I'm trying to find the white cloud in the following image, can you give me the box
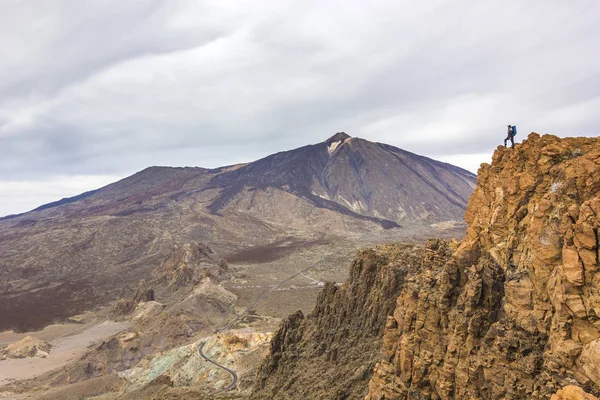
[0,175,122,217]
[1,0,599,214]
[436,153,492,175]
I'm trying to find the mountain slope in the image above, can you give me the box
[0,133,475,331]
[206,132,476,224]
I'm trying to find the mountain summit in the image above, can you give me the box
[0,133,476,331]
[206,132,476,225]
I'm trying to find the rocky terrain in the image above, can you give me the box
[0,133,478,400]
[0,240,269,399]
[365,133,600,399]
[251,241,441,399]
[251,133,600,399]
[5,132,599,400]
[2,336,51,359]
[0,133,475,332]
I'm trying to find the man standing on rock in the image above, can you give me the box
[504,124,515,148]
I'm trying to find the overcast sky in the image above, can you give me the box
[1,0,599,216]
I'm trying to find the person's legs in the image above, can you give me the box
[510,136,514,148]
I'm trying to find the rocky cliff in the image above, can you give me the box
[366,133,600,399]
[251,241,450,399]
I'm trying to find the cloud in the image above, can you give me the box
[1,0,599,214]
[0,175,122,217]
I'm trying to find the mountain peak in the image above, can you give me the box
[325,132,351,144]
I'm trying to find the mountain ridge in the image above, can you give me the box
[1,133,475,224]
[0,133,476,331]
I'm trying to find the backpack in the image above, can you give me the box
[511,125,517,136]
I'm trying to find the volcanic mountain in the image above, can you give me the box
[0,133,476,331]
[206,132,475,224]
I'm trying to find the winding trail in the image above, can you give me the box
[198,253,336,393]
[198,341,238,393]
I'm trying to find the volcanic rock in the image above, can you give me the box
[3,336,52,359]
[551,386,599,400]
[251,242,434,399]
[132,279,155,303]
[365,133,600,399]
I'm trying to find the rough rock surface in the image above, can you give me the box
[365,133,600,399]
[251,242,434,399]
[154,242,226,289]
[3,336,52,359]
[551,386,599,400]
[118,330,272,394]
[132,279,155,303]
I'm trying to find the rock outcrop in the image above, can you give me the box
[251,242,437,399]
[51,245,238,388]
[154,242,226,289]
[132,279,155,303]
[365,133,600,399]
[3,336,52,359]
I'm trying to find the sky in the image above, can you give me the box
[1,0,599,217]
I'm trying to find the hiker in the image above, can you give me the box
[504,124,516,148]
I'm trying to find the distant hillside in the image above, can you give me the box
[0,133,476,331]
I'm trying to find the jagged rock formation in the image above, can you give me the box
[2,336,52,359]
[112,280,155,317]
[50,280,238,387]
[0,133,475,331]
[132,280,155,303]
[365,133,600,399]
[45,244,238,389]
[110,242,221,318]
[153,242,227,289]
[251,243,429,399]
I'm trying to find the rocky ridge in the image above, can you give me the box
[37,242,236,390]
[366,133,600,399]
[251,242,433,399]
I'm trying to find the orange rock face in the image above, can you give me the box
[366,134,600,399]
[551,385,599,400]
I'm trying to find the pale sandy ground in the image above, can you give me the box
[0,320,130,388]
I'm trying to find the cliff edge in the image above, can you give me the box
[251,242,444,399]
[366,133,600,399]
